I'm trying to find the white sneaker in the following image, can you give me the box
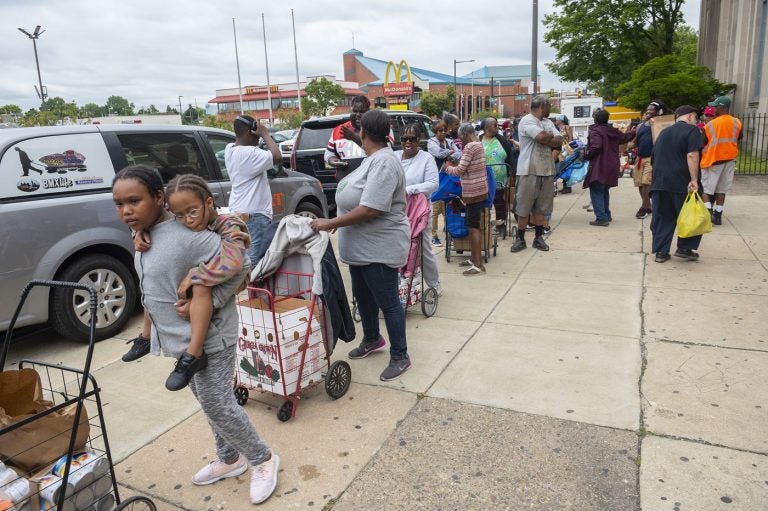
[433,284,443,297]
[192,454,248,485]
[250,453,280,504]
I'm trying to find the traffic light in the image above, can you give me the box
[549,88,556,98]
[577,88,582,98]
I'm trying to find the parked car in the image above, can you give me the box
[279,135,298,168]
[271,129,296,144]
[290,110,433,210]
[0,124,328,342]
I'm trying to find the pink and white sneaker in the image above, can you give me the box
[250,453,280,504]
[192,454,248,485]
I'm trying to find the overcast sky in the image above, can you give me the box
[1,0,701,113]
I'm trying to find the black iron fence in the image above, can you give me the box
[734,112,768,175]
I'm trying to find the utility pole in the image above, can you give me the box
[178,96,183,123]
[232,18,244,115]
[261,13,274,126]
[291,9,302,113]
[531,0,539,95]
[18,25,47,109]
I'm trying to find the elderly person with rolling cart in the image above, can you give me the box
[444,123,488,276]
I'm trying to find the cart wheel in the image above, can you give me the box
[234,386,249,406]
[493,238,498,257]
[484,249,489,264]
[445,235,451,262]
[277,400,293,422]
[509,224,518,240]
[352,303,361,323]
[421,287,438,317]
[325,360,352,399]
[115,496,157,511]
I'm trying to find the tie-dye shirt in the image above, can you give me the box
[188,214,251,286]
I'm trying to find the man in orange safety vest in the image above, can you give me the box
[700,96,742,225]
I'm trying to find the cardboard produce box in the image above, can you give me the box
[650,114,675,142]
[236,296,324,395]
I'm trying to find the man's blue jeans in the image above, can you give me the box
[589,182,612,222]
[349,263,408,360]
[245,213,271,266]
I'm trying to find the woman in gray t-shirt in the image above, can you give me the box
[311,110,411,382]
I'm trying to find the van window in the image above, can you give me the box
[205,133,234,180]
[0,133,115,200]
[116,133,208,183]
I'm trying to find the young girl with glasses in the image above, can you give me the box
[130,173,250,391]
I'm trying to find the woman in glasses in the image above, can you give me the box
[396,123,442,295]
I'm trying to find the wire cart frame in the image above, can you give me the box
[233,270,351,422]
[0,280,156,511]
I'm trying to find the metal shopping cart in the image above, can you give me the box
[0,280,156,511]
[233,268,351,422]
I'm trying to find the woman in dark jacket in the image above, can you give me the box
[582,110,636,226]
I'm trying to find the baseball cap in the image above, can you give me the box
[703,106,715,116]
[674,105,698,119]
[707,96,731,108]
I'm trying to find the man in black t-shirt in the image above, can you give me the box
[649,105,704,263]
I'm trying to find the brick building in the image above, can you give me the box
[208,76,365,125]
[343,49,539,120]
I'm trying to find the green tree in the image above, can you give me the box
[105,95,134,116]
[543,0,686,97]
[419,86,456,118]
[471,109,501,122]
[21,108,57,127]
[41,97,79,120]
[146,104,159,114]
[79,102,105,118]
[166,105,179,114]
[0,104,22,114]
[615,54,734,111]
[301,77,345,117]
[673,25,698,66]
[181,104,206,124]
[276,109,306,129]
[203,115,232,130]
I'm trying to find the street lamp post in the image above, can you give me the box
[453,59,475,121]
[18,25,47,109]
[178,96,183,124]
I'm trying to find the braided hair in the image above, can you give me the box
[165,173,213,203]
[112,164,164,198]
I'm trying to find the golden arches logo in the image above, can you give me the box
[383,60,414,97]
[384,60,412,86]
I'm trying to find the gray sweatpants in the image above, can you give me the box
[188,347,271,466]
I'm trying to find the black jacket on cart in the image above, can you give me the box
[320,244,355,351]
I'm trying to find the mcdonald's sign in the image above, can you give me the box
[383,60,414,97]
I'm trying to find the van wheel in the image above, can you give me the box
[295,201,325,220]
[50,254,138,342]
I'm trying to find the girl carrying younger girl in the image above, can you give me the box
[132,173,251,391]
[112,165,279,503]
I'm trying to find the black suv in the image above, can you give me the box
[289,110,433,210]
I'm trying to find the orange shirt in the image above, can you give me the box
[701,114,742,169]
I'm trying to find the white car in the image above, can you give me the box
[279,133,298,168]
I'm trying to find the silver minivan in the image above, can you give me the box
[0,124,327,341]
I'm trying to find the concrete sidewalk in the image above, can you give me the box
[10,178,765,510]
